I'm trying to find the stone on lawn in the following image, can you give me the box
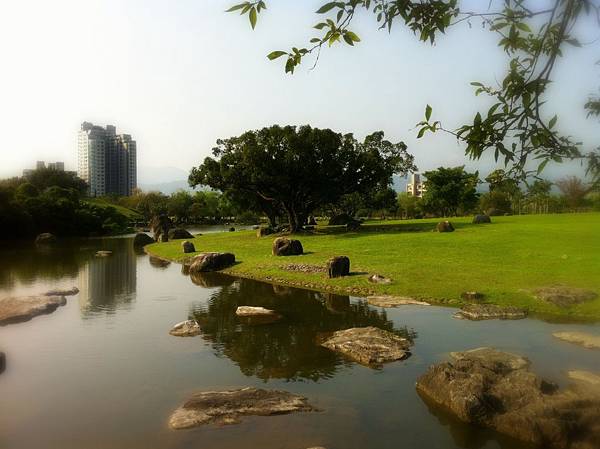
[436,221,454,232]
[367,295,430,307]
[534,286,598,308]
[416,347,600,449]
[168,387,315,429]
[472,214,492,224]
[320,326,411,367]
[552,331,600,349]
[169,320,201,337]
[327,256,350,278]
[181,241,196,254]
[0,295,67,325]
[460,291,484,302]
[133,232,155,247]
[368,274,392,285]
[169,228,195,240]
[189,253,236,273]
[453,303,527,320]
[272,237,303,256]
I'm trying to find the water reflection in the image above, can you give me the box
[190,275,417,382]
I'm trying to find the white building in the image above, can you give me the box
[77,122,137,196]
[406,173,427,197]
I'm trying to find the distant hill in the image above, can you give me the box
[138,180,194,194]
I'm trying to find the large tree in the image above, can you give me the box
[188,125,415,232]
[422,166,479,216]
[226,0,600,185]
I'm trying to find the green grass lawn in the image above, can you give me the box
[84,198,143,220]
[147,213,600,320]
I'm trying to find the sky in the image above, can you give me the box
[0,0,598,184]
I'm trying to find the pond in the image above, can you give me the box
[0,235,598,449]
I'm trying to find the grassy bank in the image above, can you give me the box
[84,198,143,220]
[146,213,600,320]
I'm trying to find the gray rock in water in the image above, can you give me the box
[181,241,196,254]
[320,326,411,367]
[327,256,350,278]
[35,233,57,245]
[169,320,201,337]
[367,296,430,307]
[169,228,194,240]
[235,306,278,317]
[44,286,79,297]
[534,286,597,308]
[0,295,67,325]
[553,331,600,350]
[133,233,155,247]
[189,252,235,273]
[453,303,527,320]
[272,237,303,256]
[416,347,600,449]
[168,387,315,429]
[436,221,454,232]
[472,214,492,224]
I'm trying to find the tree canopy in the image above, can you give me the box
[422,166,479,216]
[226,0,600,186]
[188,125,416,232]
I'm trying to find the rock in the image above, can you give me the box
[181,241,196,254]
[328,214,353,226]
[35,233,57,245]
[416,347,600,449]
[367,295,430,307]
[133,233,155,247]
[0,351,5,374]
[150,214,173,242]
[168,387,315,430]
[256,227,274,238]
[534,286,598,308]
[44,287,79,296]
[169,320,201,337]
[327,256,350,278]
[169,228,194,240]
[472,214,492,224]
[553,331,600,349]
[368,274,392,285]
[460,291,484,302]
[320,326,411,367]
[229,227,235,232]
[272,237,303,256]
[0,295,67,325]
[235,306,278,317]
[346,220,361,231]
[436,221,454,232]
[453,303,527,320]
[95,250,112,257]
[189,252,235,273]
[568,370,600,386]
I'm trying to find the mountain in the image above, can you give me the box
[137,166,194,194]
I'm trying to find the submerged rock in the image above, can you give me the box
[235,306,281,324]
[436,221,454,232]
[133,233,155,247]
[368,274,392,285]
[327,256,350,278]
[189,252,235,273]
[553,331,600,349]
[416,347,600,449]
[453,303,527,320]
[0,295,67,325]
[534,286,597,308]
[169,320,201,337]
[272,237,303,256]
[35,233,57,245]
[568,370,600,386]
[367,295,430,307]
[168,387,315,429]
[95,250,113,257]
[320,326,411,367]
[44,286,79,296]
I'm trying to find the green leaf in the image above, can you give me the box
[314,22,328,30]
[343,34,354,46]
[537,159,548,174]
[549,115,557,129]
[516,22,531,32]
[417,127,427,138]
[425,104,432,121]
[267,51,287,60]
[225,3,248,13]
[345,31,361,42]
[316,2,339,14]
[249,7,257,29]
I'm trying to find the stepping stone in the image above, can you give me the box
[367,295,430,307]
[553,331,600,349]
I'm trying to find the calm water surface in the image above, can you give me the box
[0,235,599,449]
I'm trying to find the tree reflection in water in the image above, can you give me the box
[189,274,417,382]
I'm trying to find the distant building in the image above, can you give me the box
[23,160,71,177]
[406,173,427,197]
[77,122,137,196]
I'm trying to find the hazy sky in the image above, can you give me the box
[1,0,598,183]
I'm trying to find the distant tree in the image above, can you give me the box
[422,166,479,217]
[527,179,553,198]
[479,190,512,215]
[26,168,87,194]
[370,186,399,219]
[189,125,416,232]
[485,169,520,196]
[168,190,194,223]
[557,176,592,210]
[397,192,422,219]
[136,191,169,220]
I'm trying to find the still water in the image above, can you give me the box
[0,235,599,449]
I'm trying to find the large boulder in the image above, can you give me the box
[272,237,303,256]
[453,303,527,320]
[189,252,235,273]
[472,214,492,224]
[150,214,173,242]
[35,233,57,245]
[168,387,315,429]
[436,221,454,232]
[169,228,194,240]
[133,233,155,247]
[534,286,598,308]
[181,241,196,254]
[328,214,353,226]
[416,347,600,449]
[320,326,411,367]
[0,295,67,325]
[327,256,350,278]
